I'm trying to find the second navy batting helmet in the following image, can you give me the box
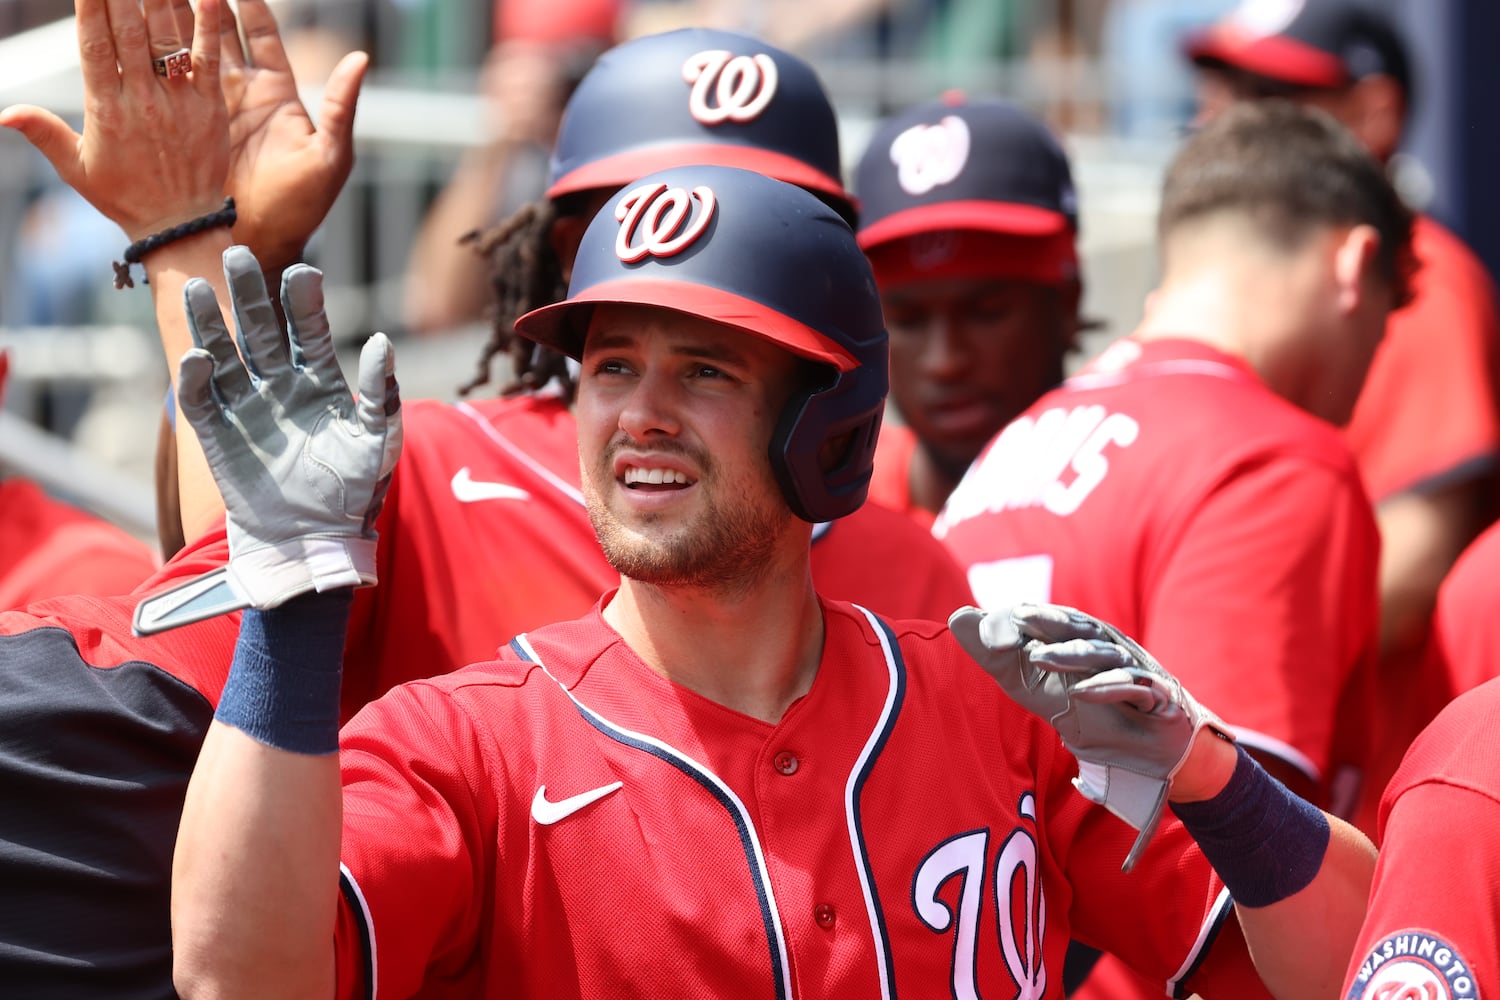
[515,165,888,523]
[546,28,855,223]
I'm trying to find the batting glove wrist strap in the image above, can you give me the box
[133,247,401,637]
[949,603,1234,872]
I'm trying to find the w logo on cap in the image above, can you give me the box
[889,115,972,196]
[615,182,718,263]
[683,49,779,125]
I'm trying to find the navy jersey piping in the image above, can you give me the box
[843,606,907,999]
[511,635,794,999]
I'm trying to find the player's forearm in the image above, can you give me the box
[1377,485,1488,657]
[403,143,513,335]
[173,593,353,998]
[173,721,341,1000]
[1234,815,1375,1000]
[145,230,237,542]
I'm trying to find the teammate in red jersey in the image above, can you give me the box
[940,98,1406,806]
[166,159,1374,999]
[0,349,159,606]
[1340,675,1500,1000]
[0,0,971,714]
[852,95,1085,526]
[1184,0,1500,831]
[935,99,1410,1000]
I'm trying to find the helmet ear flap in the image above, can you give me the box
[770,363,888,523]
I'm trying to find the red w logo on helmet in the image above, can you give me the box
[682,49,779,125]
[615,182,718,263]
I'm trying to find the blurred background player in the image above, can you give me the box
[853,94,1085,526]
[0,347,158,606]
[936,97,1409,1000]
[401,1,615,336]
[936,99,1404,995]
[2,5,972,721]
[1184,0,1500,830]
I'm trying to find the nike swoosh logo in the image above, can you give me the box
[451,467,532,503]
[531,782,624,825]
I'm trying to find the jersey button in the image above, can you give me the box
[772,751,799,775]
[814,903,836,929]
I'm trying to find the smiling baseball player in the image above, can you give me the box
[162,164,1375,999]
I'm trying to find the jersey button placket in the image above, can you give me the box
[813,903,836,929]
[772,750,799,776]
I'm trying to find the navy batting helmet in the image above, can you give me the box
[546,28,855,223]
[515,165,888,523]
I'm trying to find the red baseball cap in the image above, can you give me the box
[1185,0,1411,95]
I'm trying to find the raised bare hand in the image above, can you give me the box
[215,0,368,270]
[0,0,229,241]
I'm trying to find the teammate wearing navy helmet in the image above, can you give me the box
[170,164,1377,998]
[854,96,1086,523]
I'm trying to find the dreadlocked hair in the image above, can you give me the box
[458,198,576,400]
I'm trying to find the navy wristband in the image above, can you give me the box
[1169,744,1330,908]
[216,590,353,755]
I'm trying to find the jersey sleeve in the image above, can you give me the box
[333,682,498,999]
[1343,782,1500,999]
[1344,222,1500,502]
[1140,455,1379,791]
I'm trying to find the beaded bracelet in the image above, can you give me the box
[112,197,238,290]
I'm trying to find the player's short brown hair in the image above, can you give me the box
[1158,100,1416,305]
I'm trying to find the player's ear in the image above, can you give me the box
[1333,224,1382,317]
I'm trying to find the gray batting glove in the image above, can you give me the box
[133,246,402,636]
[949,603,1234,872]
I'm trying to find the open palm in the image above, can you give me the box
[217,0,368,270]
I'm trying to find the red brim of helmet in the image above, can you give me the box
[548,144,855,217]
[1184,27,1349,89]
[857,200,1071,252]
[514,277,861,371]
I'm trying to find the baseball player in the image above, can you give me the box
[167,165,1374,999]
[0,0,972,721]
[1340,675,1500,1000]
[0,526,239,991]
[1185,0,1500,828]
[935,99,1406,1000]
[852,95,1085,526]
[1339,516,1500,999]
[0,349,160,606]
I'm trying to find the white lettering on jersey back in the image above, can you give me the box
[889,115,971,196]
[937,405,1140,533]
[682,50,779,125]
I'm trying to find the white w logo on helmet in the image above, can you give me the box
[615,182,718,263]
[889,115,972,196]
[682,49,779,125]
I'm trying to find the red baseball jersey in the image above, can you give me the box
[1429,519,1500,701]
[1341,678,1500,1000]
[0,478,159,610]
[332,597,1266,998]
[935,338,1380,802]
[1345,215,1500,503]
[869,422,933,527]
[342,395,973,719]
[0,526,236,993]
